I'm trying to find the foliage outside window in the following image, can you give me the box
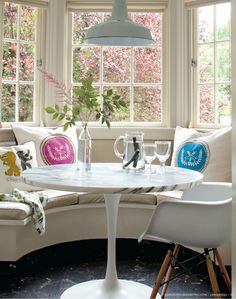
[71,12,164,125]
[194,3,231,126]
[1,2,37,123]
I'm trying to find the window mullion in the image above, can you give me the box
[100,45,103,107]
[213,5,218,125]
[15,4,21,123]
[130,46,134,122]
[192,9,198,126]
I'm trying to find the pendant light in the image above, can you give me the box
[84,0,154,46]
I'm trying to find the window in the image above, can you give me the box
[0,1,39,123]
[70,12,164,126]
[193,2,231,127]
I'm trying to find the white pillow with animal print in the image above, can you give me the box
[0,142,39,193]
[171,126,231,182]
[11,124,77,166]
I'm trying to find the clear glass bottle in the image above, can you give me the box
[77,123,92,171]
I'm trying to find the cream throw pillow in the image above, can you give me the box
[171,126,231,182]
[12,124,78,166]
[0,142,39,193]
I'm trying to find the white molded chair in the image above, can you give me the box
[139,182,232,299]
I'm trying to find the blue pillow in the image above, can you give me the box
[176,140,210,172]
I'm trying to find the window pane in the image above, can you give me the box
[1,84,16,122]
[199,85,215,124]
[20,6,36,41]
[73,12,103,44]
[216,42,231,82]
[134,87,161,122]
[216,3,230,41]
[73,47,100,83]
[71,12,164,125]
[133,13,162,45]
[103,48,131,83]
[103,86,130,121]
[196,4,231,126]
[2,41,17,80]
[135,48,161,83]
[3,2,18,39]
[198,44,214,83]
[19,85,34,121]
[217,84,231,125]
[20,44,35,81]
[198,6,214,43]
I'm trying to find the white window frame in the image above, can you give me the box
[191,3,232,128]
[0,0,46,127]
[67,10,168,129]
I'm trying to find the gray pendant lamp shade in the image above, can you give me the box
[84,0,154,46]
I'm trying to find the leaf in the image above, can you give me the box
[119,100,127,107]
[72,107,80,115]
[105,102,114,112]
[58,114,65,121]
[74,88,85,97]
[55,104,59,111]
[113,95,120,100]
[63,122,69,131]
[45,107,55,114]
[52,112,59,120]
[63,105,68,113]
[96,113,101,120]
[107,89,113,97]
[105,120,110,128]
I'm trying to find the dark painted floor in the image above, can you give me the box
[0,240,231,299]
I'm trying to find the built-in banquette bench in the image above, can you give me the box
[0,127,231,266]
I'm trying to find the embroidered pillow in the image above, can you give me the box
[171,126,231,182]
[11,124,78,166]
[0,142,39,193]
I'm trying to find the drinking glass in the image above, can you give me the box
[143,143,157,174]
[155,141,171,173]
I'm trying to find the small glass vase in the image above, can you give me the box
[77,123,91,171]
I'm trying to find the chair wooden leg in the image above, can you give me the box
[150,246,174,299]
[204,249,221,299]
[214,248,231,292]
[161,244,180,299]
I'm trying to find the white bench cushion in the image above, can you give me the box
[0,201,32,220]
[156,190,183,201]
[0,190,78,220]
[40,189,78,209]
[78,193,157,205]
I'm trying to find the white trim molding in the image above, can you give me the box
[67,0,168,12]
[168,0,190,128]
[231,0,236,296]
[43,0,68,126]
[185,0,230,9]
[5,0,48,8]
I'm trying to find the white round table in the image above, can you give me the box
[22,163,203,299]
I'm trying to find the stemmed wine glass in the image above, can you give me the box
[155,141,171,173]
[143,143,157,174]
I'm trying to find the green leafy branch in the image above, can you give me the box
[41,69,127,131]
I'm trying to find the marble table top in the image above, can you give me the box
[22,163,203,194]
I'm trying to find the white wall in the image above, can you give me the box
[231,0,236,295]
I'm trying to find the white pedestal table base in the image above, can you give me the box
[60,279,159,299]
[60,193,159,299]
